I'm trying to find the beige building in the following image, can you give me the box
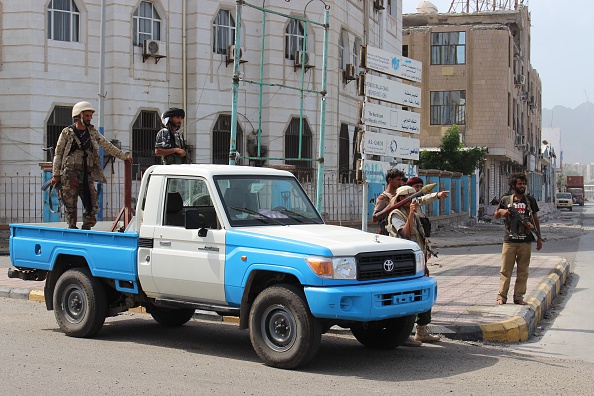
[403,4,545,206]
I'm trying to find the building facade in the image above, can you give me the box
[403,4,545,207]
[0,0,405,223]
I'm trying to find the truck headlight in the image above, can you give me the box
[305,256,357,279]
[415,249,425,274]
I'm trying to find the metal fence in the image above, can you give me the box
[0,165,364,225]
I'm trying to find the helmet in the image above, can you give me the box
[72,101,95,118]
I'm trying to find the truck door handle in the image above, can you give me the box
[159,241,171,246]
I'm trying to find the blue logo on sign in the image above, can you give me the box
[390,140,398,154]
[392,57,400,70]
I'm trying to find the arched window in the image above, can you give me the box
[285,118,313,179]
[46,105,73,161]
[338,123,350,182]
[339,30,349,70]
[47,0,80,42]
[212,114,244,164]
[133,1,161,46]
[285,19,305,60]
[132,110,161,178]
[212,9,236,55]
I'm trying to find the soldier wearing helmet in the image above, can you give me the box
[154,107,187,164]
[51,101,132,229]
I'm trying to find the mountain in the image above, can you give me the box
[542,101,594,164]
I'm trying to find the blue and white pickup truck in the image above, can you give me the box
[9,165,436,369]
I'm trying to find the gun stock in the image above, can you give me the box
[373,183,437,222]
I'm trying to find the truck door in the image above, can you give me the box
[150,177,226,304]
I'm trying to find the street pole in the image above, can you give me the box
[97,0,106,220]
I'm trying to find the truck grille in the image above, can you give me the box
[357,250,416,281]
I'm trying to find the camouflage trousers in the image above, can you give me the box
[61,169,98,229]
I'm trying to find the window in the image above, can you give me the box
[285,117,313,179]
[46,105,73,161]
[213,9,236,55]
[431,32,466,65]
[132,110,161,179]
[387,0,398,18]
[47,0,80,42]
[133,1,161,46]
[285,19,305,60]
[339,30,347,69]
[353,37,362,72]
[430,91,466,125]
[212,114,244,164]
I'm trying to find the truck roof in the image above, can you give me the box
[146,164,295,178]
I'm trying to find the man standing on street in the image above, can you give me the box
[494,173,543,305]
[155,107,187,164]
[372,168,405,235]
[51,101,132,230]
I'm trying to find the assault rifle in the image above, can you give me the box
[373,183,437,223]
[506,205,543,241]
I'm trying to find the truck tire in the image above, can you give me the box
[53,267,107,338]
[249,284,322,369]
[150,307,195,327]
[351,314,416,349]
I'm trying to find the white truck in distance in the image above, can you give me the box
[9,165,437,369]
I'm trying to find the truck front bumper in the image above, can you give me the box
[304,276,437,322]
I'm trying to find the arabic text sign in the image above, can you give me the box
[365,74,421,108]
[364,131,420,160]
[362,102,420,134]
[364,46,422,83]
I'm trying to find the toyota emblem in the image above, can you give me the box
[383,259,394,272]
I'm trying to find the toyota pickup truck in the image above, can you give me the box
[8,164,436,369]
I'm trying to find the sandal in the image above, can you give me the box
[496,299,505,305]
[513,300,528,305]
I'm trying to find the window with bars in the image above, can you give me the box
[133,1,161,46]
[430,91,466,125]
[47,0,80,42]
[132,110,161,178]
[212,9,236,55]
[285,19,305,60]
[285,118,313,175]
[212,114,244,164]
[431,32,466,65]
[338,123,357,183]
[46,106,73,161]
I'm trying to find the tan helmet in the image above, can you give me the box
[72,101,95,118]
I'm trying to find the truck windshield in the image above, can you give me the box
[214,175,324,227]
[557,193,572,199]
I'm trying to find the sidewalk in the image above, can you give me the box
[0,214,582,343]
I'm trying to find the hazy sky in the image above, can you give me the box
[402,0,594,110]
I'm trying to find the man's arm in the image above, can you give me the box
[399,202,419,239]
[155,147,186,157]
[51,129,68,186]
[372,195,389,223]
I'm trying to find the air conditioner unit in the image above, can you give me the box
[374,0,385,10]
[344,64,357,82]
[143,40,167,58]
[294,51,315,68]
[515,75,526,85]
[226,45,243,62]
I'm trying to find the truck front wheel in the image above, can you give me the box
[249,284,322,369]
[150,307,195,327]
[53,268,107,338]
[351,314,416,349]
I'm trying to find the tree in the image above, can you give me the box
[417,125,487,175]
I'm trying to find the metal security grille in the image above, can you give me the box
[46,105,73,161]
[132,110,161,178]
[212,114,244,164]
[357,250,416,280]
[285,117,312,170]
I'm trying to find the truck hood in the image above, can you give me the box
[237,224,420,256]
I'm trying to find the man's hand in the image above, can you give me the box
[496,208,510,218]
[177,148,187,157]
[536,238,543,251]
[51,175,61,187]
[437,191,450,199]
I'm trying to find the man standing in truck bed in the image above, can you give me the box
[155,107,187,165]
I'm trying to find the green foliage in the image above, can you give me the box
[417,125,488,175]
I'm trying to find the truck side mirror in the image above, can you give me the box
[185,209,207,234]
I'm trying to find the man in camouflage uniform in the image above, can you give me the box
[154,107,187,165]
[51,101,132,230]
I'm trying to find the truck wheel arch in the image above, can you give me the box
[44,254,91,311]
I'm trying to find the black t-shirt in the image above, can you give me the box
[497,194,539,243]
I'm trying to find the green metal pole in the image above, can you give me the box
[257,9,267,158]
[315,10,329,212]
[229,1,243,165]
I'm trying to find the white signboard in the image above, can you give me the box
[364,131,420,160]
[365,74,421,108]
[363,161,418,184]
[362,102,420,134]
[364,46,422,83]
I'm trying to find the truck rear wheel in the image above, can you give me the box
[53,268,106,338]
[150,307,195,327]
[249,284,321,369]
[351,314,416,349]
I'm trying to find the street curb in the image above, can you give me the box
[434,258,570,343]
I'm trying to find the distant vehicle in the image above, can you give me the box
[566,176,584,206]
[556,192,573,211]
